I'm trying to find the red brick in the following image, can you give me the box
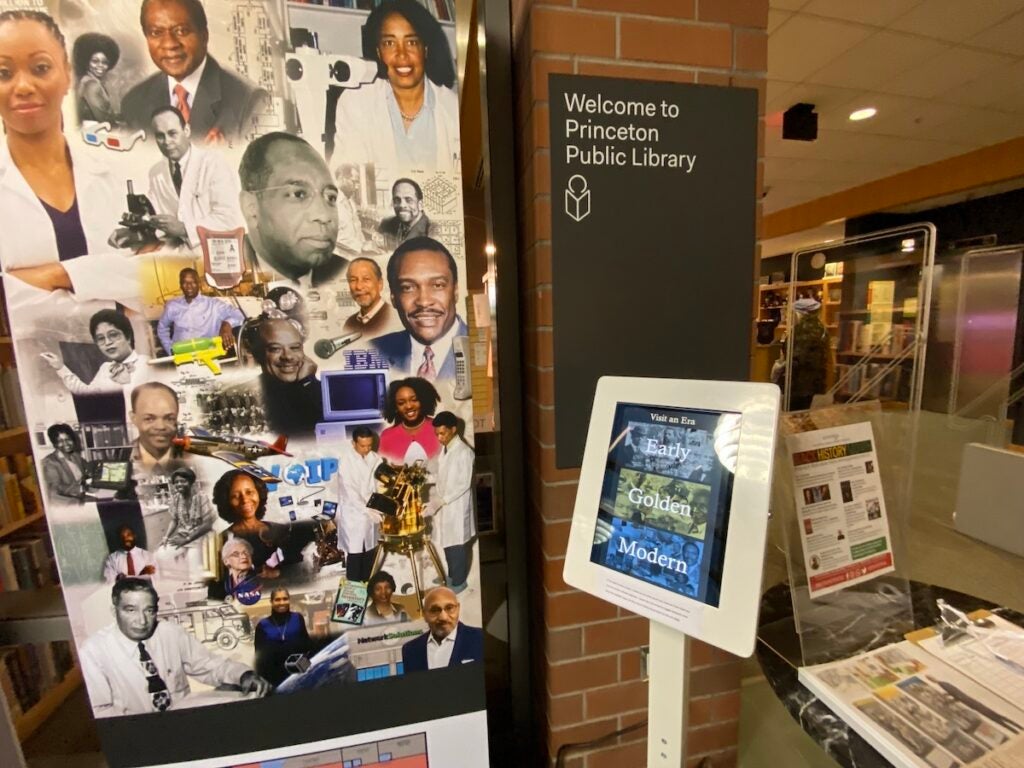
[533,151,552,196]
[544,557,573,594]
[549,692,584,728]
[621,19,732,68]
[698,0,768,29]
[696,71,730,87]
[532,7,616,56]
[541,519,572,557]
[583,616,649,655]
[689,661,741,696]
[690,639,737,668]
[533,103,551,149]
[547,626,582,661]
[545,591,619,628]
[525,366,555,406]
[531,55,573,102]
[586,679,648,719]
[734,29,767,71]
[548,655,619,695]
[540,480,579,516]
[578,0,694,17]
[731,75,766,114]
[534,197,552,241]
[587,740,648,768]
[534,242,553,284]
[577,61,698,84]
[549,718,619,763]
[689,748,737,767]
[532,443,582,483]
[689,691,741,726]
[687,721,740,755]
[620,649,643,681]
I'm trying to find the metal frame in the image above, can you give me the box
[477,0,535,762]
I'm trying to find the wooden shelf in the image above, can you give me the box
[0,510,44,540]
[0,427,28,456]
[14,665,81,742]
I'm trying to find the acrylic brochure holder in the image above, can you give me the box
[562,377,779,766]
[772,224,936,666]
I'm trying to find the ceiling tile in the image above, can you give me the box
[823,94,965,138]
[801,0,922,27]
[807,30,946,90]
[919,108,1024,145]
[941,61,1024,112]
[889,0,1024,43]
[766,79,798,111]
[765,81,863,122]
[767,9,792,33]
[768,15,873,82]
[966,9,1024,56]
[880,47,1011,98]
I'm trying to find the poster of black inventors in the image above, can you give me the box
[548,74,758,468]
[0,0,488,764]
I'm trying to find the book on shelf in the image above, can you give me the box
[0,536,57,592]
[0,453,41,527]
[0,641,75,719]
[0,365,25,430]
[799,612,1024,767]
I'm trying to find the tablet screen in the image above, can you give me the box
[589,402,739,608]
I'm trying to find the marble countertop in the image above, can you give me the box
[755,581,1024,768]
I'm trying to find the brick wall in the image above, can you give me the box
[510,1,768,765]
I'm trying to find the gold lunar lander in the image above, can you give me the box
[366,460,447,611]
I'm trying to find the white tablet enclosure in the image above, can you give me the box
[563,377,780,657]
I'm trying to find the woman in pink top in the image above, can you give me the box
[378,377,441,465]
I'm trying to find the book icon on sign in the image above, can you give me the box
[565,174,591,222]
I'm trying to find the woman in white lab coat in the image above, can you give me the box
[0,10,140,339]
[333,0,460,174]
[337,425,384,583]
[429,411,476,592]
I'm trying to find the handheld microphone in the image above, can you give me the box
[314,331,361,359]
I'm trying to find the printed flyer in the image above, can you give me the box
[787,421,895,599]
[0,0,486,764]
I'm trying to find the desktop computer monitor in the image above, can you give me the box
[320,369,387,423]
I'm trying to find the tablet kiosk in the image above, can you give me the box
[563,377,779,766]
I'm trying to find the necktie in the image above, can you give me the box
[138,642,170,711]
[126,550,135,576]
[417,346,436,379]
[171,161,182,195]
[173,83,191,124]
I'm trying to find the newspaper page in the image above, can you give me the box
[787,421,895,599]
[910,613,1024,712]
[800,641,1024,768]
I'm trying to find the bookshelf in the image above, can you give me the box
[0,511,44,541]
[13,666,81,742]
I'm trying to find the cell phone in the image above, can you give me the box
[453,335,471,400]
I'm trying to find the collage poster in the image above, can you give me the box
[0,0,486,762]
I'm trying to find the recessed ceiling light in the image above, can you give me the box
[849,107,877,121]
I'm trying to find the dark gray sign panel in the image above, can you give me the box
[549,74,758,467]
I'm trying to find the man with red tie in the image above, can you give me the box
[103,525,157,583]
[121,0,268,142]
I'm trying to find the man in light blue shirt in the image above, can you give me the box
[157,268,244,354]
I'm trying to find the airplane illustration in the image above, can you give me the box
[172,427,291,483]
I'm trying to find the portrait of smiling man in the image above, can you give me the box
[250,316,322,437]
[400,586,483,673]
[239,132,349,289]
[129,381,184,474]
[371,236,467,382]
[342,257,400,337]
[121,0,268,140]
[379,178,431,250]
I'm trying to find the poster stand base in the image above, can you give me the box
[647,621,691,767]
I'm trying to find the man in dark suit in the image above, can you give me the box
[239,133,349,288]
[401,587,483,673]
[371,237,467,381]
[122,0,268,141]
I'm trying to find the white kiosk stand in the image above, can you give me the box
[563,378,780,766]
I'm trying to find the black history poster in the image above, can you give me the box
[548,74,758,467]
[0,0,487,764]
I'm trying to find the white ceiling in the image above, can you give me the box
[765,0,1024,215]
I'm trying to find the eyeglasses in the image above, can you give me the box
[81,123,147,152]
[426,602,459,617]
[145,25,195,41]
[252,182,339,208]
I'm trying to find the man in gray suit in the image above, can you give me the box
[122,0,267,142]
